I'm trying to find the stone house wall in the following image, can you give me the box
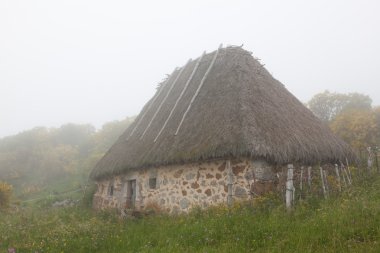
[93,158,282,214]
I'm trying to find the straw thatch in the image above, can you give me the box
[90,46,356,180]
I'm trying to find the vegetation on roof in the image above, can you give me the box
[91,47,355,180]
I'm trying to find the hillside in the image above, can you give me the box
[1,172,380,252]
[0,117,134,201]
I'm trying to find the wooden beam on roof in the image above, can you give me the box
[175,44,222,136]
[127,70,176,140]
[139,59,190,140]
[154,52,205,143]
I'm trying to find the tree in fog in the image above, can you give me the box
[307,90,372,122]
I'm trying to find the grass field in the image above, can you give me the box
[1,173,380,253]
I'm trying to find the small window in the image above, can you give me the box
[149,178,157,189]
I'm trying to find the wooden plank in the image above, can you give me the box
[307,166,312,189]
[345,158,353,182]
[340,161,351,185]
[300,166,304,191]
[154,53,205,142]
[226,160,233,206]
[127,70,176,140]
[286,164,294,209]
[323,169,329,193]
[320,166,327,199]
[334,164,342,192]
[175,44,223,136]
[340,165,347,187]
[139,60,190,140]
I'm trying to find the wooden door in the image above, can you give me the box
[126,179,136,209]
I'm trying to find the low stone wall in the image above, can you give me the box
[93,158,282,213]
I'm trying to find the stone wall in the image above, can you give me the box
[93,158,282,214]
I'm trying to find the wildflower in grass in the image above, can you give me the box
[8,248,16,253]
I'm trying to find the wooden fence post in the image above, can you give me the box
[367,147,373,174]
[323,169,329,193]
[320,166,327,199]
[334,164,342,192]
[286,164,294,210]
[345,158,353,183]
[299,166,304,200]
[344,165,352,185]
[340,165,347,187]
[375,148,379,173]
[307,166,312,189]
[226,160,233,206]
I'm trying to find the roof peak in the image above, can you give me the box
[91,45,355,180]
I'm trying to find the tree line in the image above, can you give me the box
[0,117,134,203]
[1,90,379,208]
[307,90,380,155]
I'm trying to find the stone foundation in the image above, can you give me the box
[93,158,283,213]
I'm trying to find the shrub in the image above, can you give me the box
[0,181,12,209]
[81,183,96,208]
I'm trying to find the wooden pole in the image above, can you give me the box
[342,164,351,185]
[226,160,233,206]
[175,44,222,135]
[300,166,304,191]
[299,166,304,200]
[375,148,379,173]
[307,166,312,189]
[286,164,294,210]
[367,147,373,174]
[140,63,187,140]
[334,164,342,192]
[319,166,327,199]
[154,54,204,142]
[345,158,352,182]
[340,165,347,187]
[323,169,329,193]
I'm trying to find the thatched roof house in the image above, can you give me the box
[91,45,355,212]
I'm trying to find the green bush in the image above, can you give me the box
[2,174,380,252]
[81,183,96,208]
[0,181,12,209]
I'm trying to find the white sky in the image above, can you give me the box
[1,0,379,138]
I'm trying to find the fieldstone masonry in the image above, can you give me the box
[93,158,282,213]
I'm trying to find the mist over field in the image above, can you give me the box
[1,0,379,138]
[1,1,380,252]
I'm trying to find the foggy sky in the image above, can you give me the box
[1,0,379,138]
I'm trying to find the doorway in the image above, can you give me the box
[125,179,136,209]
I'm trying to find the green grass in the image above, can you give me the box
[1,175,380,253]
[15,172,88,201]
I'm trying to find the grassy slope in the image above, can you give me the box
[1,175,380,253]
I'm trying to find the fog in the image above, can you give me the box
[1,0,379,138]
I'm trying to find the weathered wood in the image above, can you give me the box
[226,160,233,206]
[154,53,205,142]
[340,165,347,187]
[140,60,189,140]
[367,147,374,174]
[286,164,294,209]
[299,166,304,200]
[334,164,342,192]
[341,163,351,185]
[127,70,176,140]
[345,158,353,182]
[323,169,329,193]
[175,44,223,135]
[320,166,327,199]
[345,167,352,185]
[307,166,312,189]
[300,166,304,191]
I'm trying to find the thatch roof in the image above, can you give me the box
[90,46,356,180]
